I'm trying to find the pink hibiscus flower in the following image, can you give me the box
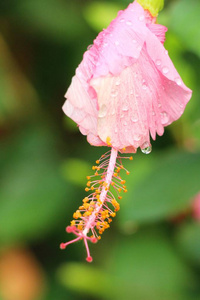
[61,1,192,262]
[63,0,192,153]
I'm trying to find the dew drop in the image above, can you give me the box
[165,50,168,55]
[115,80,121,86]
[131,116,138,123]
[115,41,120,46]
[142,84,147,90]
[126,21,132,26]
[141,143,152,154]
[132,39,137,44]
[162,67,169,74]
[156,59,161,66]
[175,77,182,86]
[120,18,125,23]
[120,114,124,119]
[114,128,118,133]
[98,104,107,118]
[87,44,92,50]
[134,135,141,142]
[139,15,144,21]
[111,89,118,97]
[160,111,169,125]
[122,104,129,112]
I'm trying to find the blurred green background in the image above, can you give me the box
[0,0,200,299]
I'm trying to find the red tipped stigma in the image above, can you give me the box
[60,148,131,262]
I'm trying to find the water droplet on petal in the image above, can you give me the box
[156,59,161,66]
[122,104,129,112]
[162,67,169,74]
[132,39,137,44]
[114,128,118,133]
[99,105,107,118]
[115,80,121,86]
[139,15,144,21]
[175,77,182,86]
[142,84,147,90]
[120,18,125,23]
[160,111,169,125]
[134,135,141,142]
[126,21,132,26]
[120,114,124,119]
[141,143,152,154]
[124,121,128,126]
[165,50,168,55]
[131,116,138,123]
[87,44,92,50]
[115,41,120,46]
[111,89,118,97]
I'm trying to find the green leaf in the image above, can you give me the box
[119,151,200,225]
[83,1,122,32]
[169,0,200,57]
[58,228,193,300]
[0,123,75,244]
[176,221,200,266]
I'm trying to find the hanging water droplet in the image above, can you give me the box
[156,59,161,66]
[139,15,144,21]
[87,44,93,50]
[126,21,132,26]
[175,77,181,86]
[162,67,169,74]
[141,143,152,154]
[122,104,129,112]
[160,111,169,125]
[131,116,138,123]
[98,104,107,118]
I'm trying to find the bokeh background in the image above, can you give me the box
[0,0,200,299]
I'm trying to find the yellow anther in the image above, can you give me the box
[129,156,133,160]
[96,160,100,164]
[73,210,82,219]
[111,181,115,186]
[91,186,94,190]
[126,171,130,175]
[108,218,112,223]
[79,205,84,210]
[98,236,101,240]
[110,212,116,217]
[83,203,90,209]
[122,147,126,151]
[121,180,126,184]
[78,224,83,230]
[116,167,121,173]
[118,188,122,193]
[118,196,122,200]
[83,211,92,217]
[86,176,91,180]
[96,189,100,194]
[86,181,91,187]
[124,189,128,193]
[70,220,75,226]
[106,136,111,146]
[95,172,99,176]
[113,172,118,177]
[83,197,89,203]
[85,187,90,192]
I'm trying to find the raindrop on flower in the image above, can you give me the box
[156,59,161,66]
[98,104,107,118]
[162,67,169,74]
[115,80,121,86]
[120,18,125,23]
[175,77,182,86]
[139,15,144,21]
[122,104,129,111]
[115,41,120,46]
[87,44,92,50]
[160,111,169,124]
[141,142,152,154]
[126,21,132,26]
